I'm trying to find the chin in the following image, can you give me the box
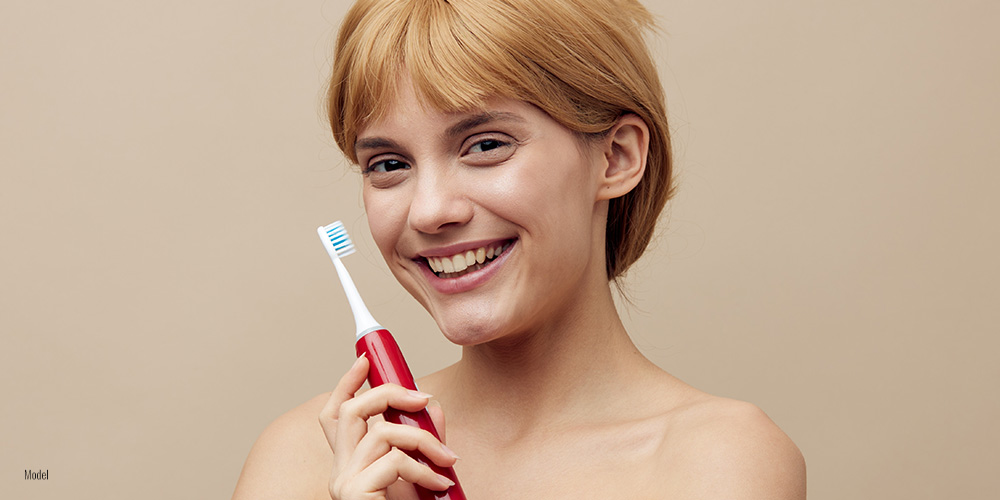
[399,268,531,347]
[435,318,503,347]
[432,305,519,347]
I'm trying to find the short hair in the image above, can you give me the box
[328,0,673,280]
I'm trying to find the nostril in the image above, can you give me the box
[409,209,473,234]
[407,182,475,234]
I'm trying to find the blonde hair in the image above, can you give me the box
[329,0,673,279]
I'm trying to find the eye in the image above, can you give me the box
[462,135,516,166]
[468,139,506,153]
[366,158,410,174]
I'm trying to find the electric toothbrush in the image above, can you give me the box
[317,221,467,500]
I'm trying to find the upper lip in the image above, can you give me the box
[415,238,514,259]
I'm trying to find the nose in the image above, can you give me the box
[407,168,474,234]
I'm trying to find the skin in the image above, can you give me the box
[232,83,806,499]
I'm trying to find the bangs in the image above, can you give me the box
[330,0,536,162]
[329,0,673,279]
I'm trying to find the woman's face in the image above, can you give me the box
[356,84,610,346]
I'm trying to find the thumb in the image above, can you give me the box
[426,399,446,443]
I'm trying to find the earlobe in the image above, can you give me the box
[597,114,649,201]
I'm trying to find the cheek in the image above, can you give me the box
[486,154,597,230]
[363,187,408,258]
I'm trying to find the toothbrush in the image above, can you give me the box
[318,221,467,500]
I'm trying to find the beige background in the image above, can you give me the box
[2,0,997,498]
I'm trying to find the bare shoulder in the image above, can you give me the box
[659,396,806,499]
[231,393,333,500]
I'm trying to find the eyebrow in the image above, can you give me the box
[354,111,526,153]
[354,136,401,152]
[444,111,526,138]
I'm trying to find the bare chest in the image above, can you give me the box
[446,421,672,499]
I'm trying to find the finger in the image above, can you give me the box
[334,385,434,460]
[318,355,370,443]
[365,448,456,493]
[426,400,446,444]
[330,447,452,499]
[344,420,458,476]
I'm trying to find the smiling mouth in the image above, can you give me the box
[423,240,513,279]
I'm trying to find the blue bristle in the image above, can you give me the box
[322,221,355,256]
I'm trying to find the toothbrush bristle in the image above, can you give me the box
[322,221,356,257]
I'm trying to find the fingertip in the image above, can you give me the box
[440,443,459,460]
[352,353,368,370]
[348,354,370,384]
[426,400,446,441]
[329,355,371,407]
[435,473,456,490]
[406,390,433,400]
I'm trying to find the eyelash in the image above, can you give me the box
[467,138,509,154]
[364,158,408,174]
[363,135,516,174]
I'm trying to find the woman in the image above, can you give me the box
[233,0,805,498]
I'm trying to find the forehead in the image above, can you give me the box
[356,82,535,143]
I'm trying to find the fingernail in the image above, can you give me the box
[351,354,366,368]
[407,390,433,399]
[436,473,455,487]
[441,443,460,459]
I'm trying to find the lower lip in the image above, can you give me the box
[420,241,515,295]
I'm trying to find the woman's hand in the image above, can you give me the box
[319,355,459,500]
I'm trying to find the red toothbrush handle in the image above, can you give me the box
[355,329,467,500]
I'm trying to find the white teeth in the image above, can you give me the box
[424,241,511,277]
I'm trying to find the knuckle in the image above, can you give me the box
[419,428,438,442]
[329,477,344,498]
[329,477,360,500]
[411,428,436,449]
[317,410,336,429]
[387,447,410,465]
[318,402,339,422]
[373,383,405,399]
[338,398,359,417]
[372,421,424,449]
[370,419,392,434]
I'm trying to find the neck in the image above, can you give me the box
[444,279,653,441]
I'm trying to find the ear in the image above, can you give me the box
[596,114,649,201]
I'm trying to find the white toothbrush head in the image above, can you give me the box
[318,221,356,260]
[317,220,381,336]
